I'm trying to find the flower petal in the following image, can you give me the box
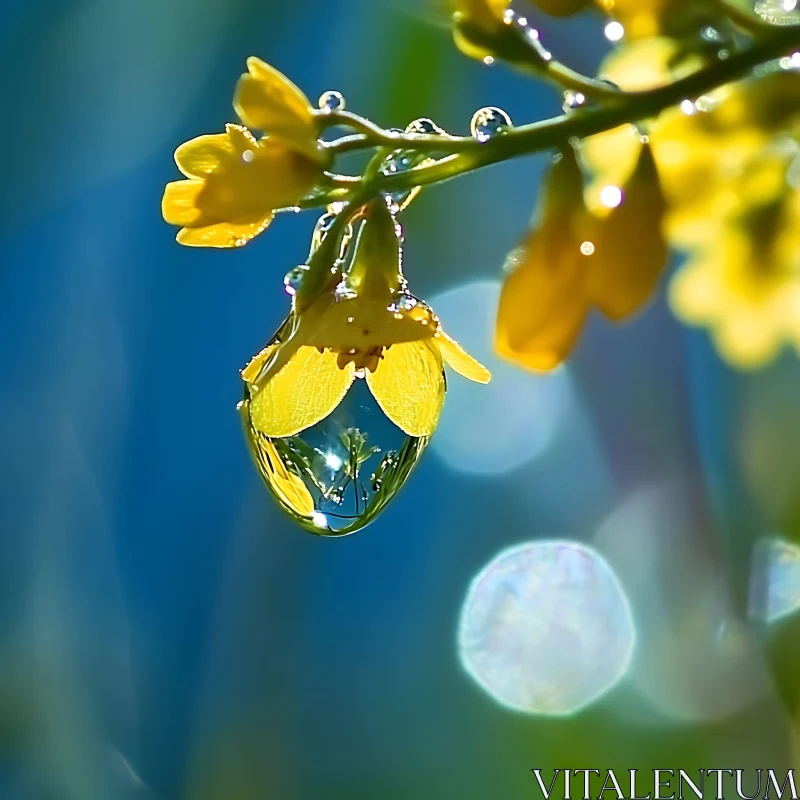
[174,130,252,178]
[366,341,444,437]
[495,148,590,371]
[254,438,316,518]
[176,217,274,248]
[589,144,668,321]
[234,57,322,161]
[162,180,206,226]
[436,331,491,383]
[241,344,277,384]
[249,346,355,437]
[164,125,320,248]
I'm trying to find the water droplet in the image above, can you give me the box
[242,149,255,163]
[701,25,724,42]
[755,0,798,23]
[310,212,354,259]
[379,149,428,211]
[393,293,417,312]
[470,107,513,143]
[562,90,586,113]
[240,376,431,536]
[680,99,697,115]
[639,133,650,144]
[604,21,624,41]
[694,94,720,112]
[318,90,345,113]
[779,52,800,70]
[717,48,730,60]
[405,118,444,136]
[580,241,595,256]
[483,56,495,65]
[283,265,310,296]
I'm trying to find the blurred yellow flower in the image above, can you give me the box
[582,37,800,370]
[496,143,667,371]
[670,155,800,369]
[162,59,328,248]
[592,0,716,40]
[243,201,490,438]
[449,0,509,60]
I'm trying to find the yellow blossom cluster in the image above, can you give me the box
[162,58,329,248]
[584,41,800,369]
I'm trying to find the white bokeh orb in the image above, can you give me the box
[458,541,635,715]
[750,536,800,624]
[430,281,572,476]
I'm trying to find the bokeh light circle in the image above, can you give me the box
[749,536,800,624]
[458,541,635,715]
[429,281,572,476]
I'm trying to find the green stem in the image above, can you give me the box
[345,25,800,199]
[456,17,622,100]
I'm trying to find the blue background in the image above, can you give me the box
[1,1,798,798]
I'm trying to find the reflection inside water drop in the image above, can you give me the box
[318,90,346,113]
[470,107,513,143]
[379,148,430,212]
[240,367,430,536]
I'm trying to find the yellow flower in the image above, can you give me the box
[449,0,509,61]
[162,124,321,247]
[233,57,326,163]
[242,201,491,438]
[162,59,328,248]
[495,149,589,371]
[496,143,667,370]
[669,157,800,369]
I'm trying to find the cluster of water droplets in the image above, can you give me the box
[502,8,552,63]
[470,107,513,143]
[378,125,436,212]
[282,209,357,299]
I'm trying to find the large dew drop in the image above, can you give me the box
[240,366,430,536]
[458,541,635,715]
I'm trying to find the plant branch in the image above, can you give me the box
[456,17,623,100]
[331,24,800,200]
